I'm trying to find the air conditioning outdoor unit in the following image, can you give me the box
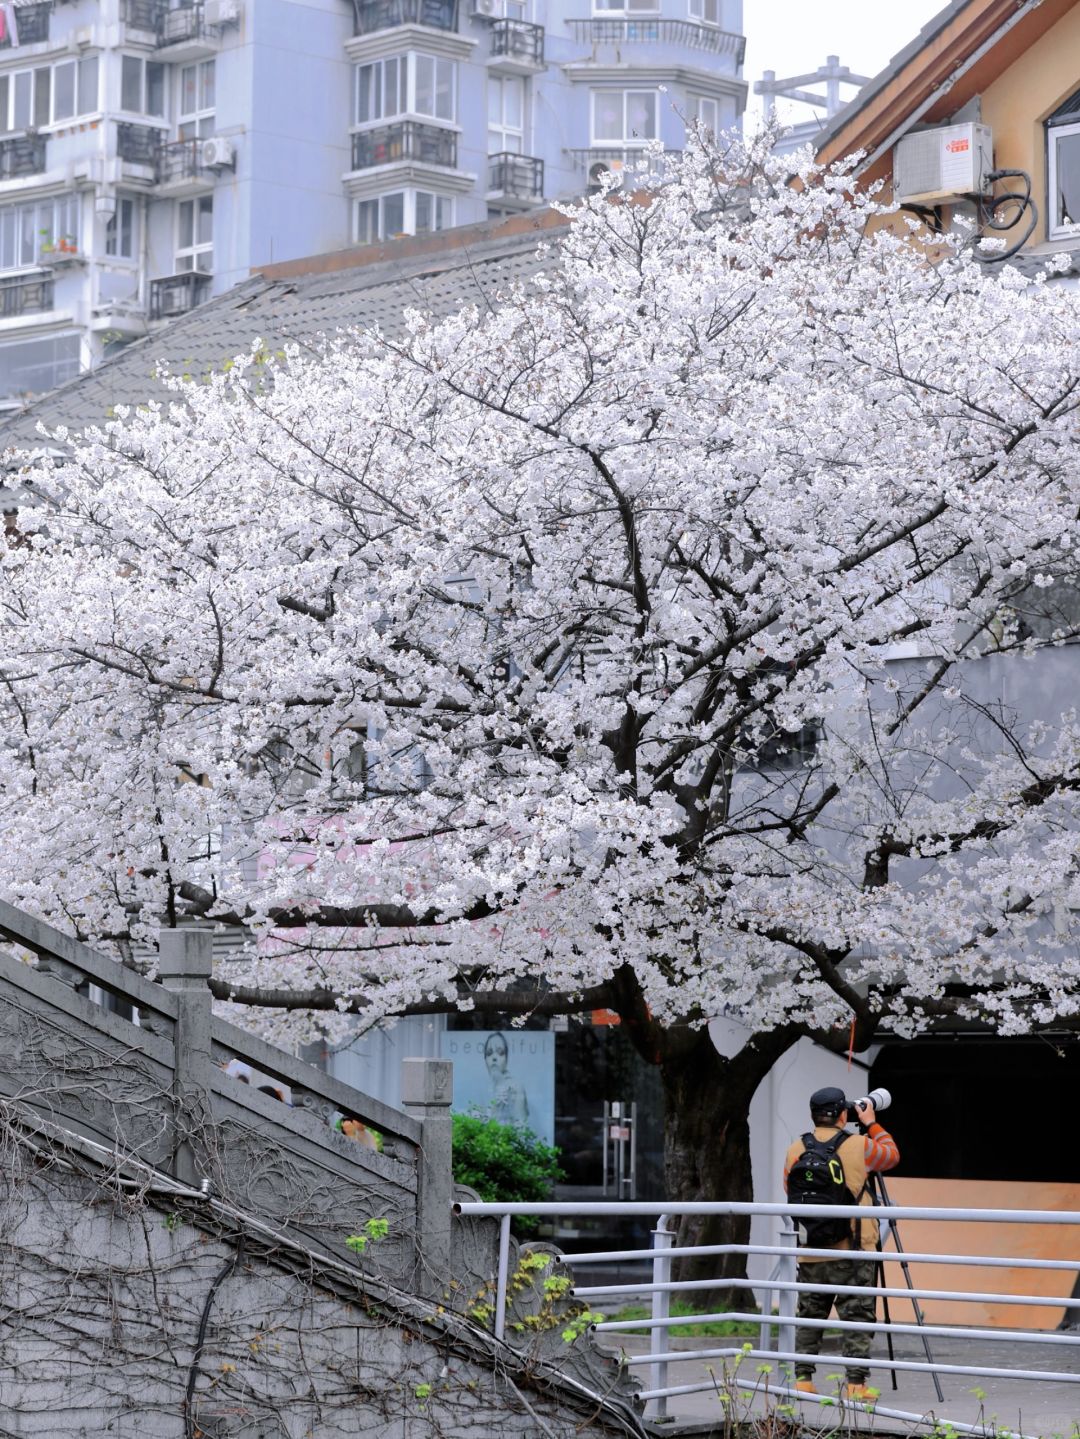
[205,0,242,24]
[472,0,498,18]
[200,135,235,170]
[894,123,993,205]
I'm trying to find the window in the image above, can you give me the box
[178,59,214,140]
[688,0,721,23]
[0,56,98,132]
[176,195,212,273]
[488,76,523,154]
[355,190,451,244]
[688,95,720,139]
[0,194,79,270]
[591,90,658,144]
[105,198,137,260]
[593,0,657,11]
[354,54,456,125]
[121,56,166,116]
[0,332,81,400]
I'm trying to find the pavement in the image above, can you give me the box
[593,1327,1080,1437]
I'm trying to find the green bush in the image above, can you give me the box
[451,1113,563,1235]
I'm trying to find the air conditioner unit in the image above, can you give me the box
[472,0,499,18]
[200,135,235,171]
[894,123,993,205]
[205,0,242,24]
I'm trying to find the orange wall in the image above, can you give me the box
[878,1178,1080,1330]
[980,1,1080,242]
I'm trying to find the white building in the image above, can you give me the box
[0,0,745,407]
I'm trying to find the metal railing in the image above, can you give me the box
[0,134,47,180]
[121,0,165,28]
[488,151,543,199]
[490,18,544,65]
[566,16,744,58]
[454,1199,1080,1438]
[353,0,457,33]
[117,122,164,168]
[156,137,204,183]
[0,2,51,47]
[0,271,53,319]
[157,1,208,47]
[351,121,457,171]
[149,270,211,319]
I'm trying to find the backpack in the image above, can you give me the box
[788,1131,858,1248]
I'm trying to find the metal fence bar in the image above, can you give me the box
[776,1219,797,1370]
[493,1213,511,1342]
[562,1241,1080,1271]
[636,1345,1080,1387]
[455,1199,1080,1222]
[646,1215,672,1421]
[574,1275,1080,1309]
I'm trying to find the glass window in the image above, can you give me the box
[354,55,454,125]
[176,195,212,273]
[689,95,720,138]
[0,332,81,401]
[105,197,136,259]
[121,56,142,113]
[0,77,8,136]
[415,191,451,233]
[1049,122,1080,239]
[146,62,165,117]
[488,76,524,154]
[32,67,50,129]
[594,0,656,11]
[688,0,720,21]
[53,61,75,122]
[13,71,30,131]
[178,59,215,140]
[591,89,658,143]
[355,191,446,243]
[0,194,79,270]
[79,55,99,114]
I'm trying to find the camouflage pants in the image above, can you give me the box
[794,1258,878,1383]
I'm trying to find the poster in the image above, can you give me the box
[441,1029,556,1146]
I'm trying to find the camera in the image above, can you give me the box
[847,1087,891,1120]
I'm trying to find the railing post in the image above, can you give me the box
[402,1057,453,1295]
[646,1214,673,1420]
[158,928,213,1187]
[493,1213,511,1341]
[777,1218,799,1382]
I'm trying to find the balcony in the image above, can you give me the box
[0,135,47,181]
[117,122,164,170]
[0,271,54,320]
[565,146,682,190]
[156,138,208,191]
[488,151,543,202]
[121,0,164,29]
[353,0,457,34]
[149,271,210,321]
[566,17,744,59]
[488,18,543,71]
[351,122,457,171]
[0,3,51,48]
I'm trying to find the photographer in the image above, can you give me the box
[782,1085,899,1402]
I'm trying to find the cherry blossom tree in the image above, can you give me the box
[4,131,1080,1302]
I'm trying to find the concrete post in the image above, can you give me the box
[158,928,213,1186]
[402,1057,453,1294]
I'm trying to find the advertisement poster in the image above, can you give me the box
[441,1029,556,1146]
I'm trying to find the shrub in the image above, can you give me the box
[451,1113,563,1235]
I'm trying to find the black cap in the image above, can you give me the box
[810,1086,847,1111]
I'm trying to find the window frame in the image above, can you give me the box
[353,53,457,128]
[105,196,138,261]
[688,94,720,139]
[487,74,524,155]
[688,0,721,24]
[120,54,167,118]
[590,88,659,146]
[354,190,452,244]
[0,192,80,272]
[177,58,215,140]
[1047,117,1080,241]
[175,193,213,275]
[592,0,659,13]
[0,55,100,134]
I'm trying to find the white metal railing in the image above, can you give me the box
[452,1199,1080,1437]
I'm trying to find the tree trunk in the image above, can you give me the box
[658,1025,801,1312]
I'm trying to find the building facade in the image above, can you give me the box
[0,0,744,408]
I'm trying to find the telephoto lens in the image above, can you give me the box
[851,1087,891,1114]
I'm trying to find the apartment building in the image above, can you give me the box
[0,0,744,407]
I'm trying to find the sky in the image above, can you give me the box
[742,0,948,126]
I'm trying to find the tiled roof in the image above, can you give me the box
[0,212,567,460]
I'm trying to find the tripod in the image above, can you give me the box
[867,1170,945,1404]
